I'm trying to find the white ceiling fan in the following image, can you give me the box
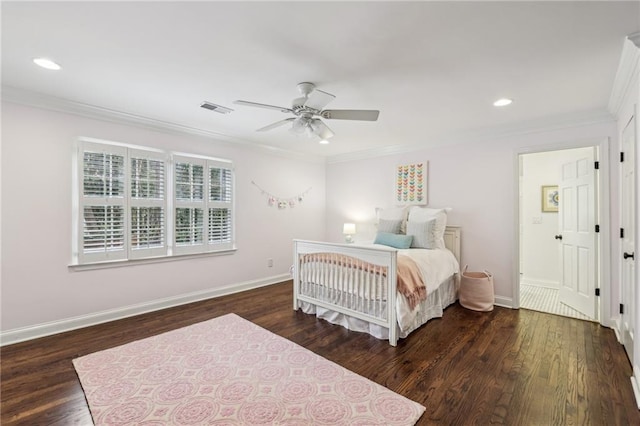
[234,82,379,141]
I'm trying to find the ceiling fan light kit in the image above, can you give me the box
[233,82,380,141]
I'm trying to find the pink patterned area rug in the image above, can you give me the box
[73,313,425,425]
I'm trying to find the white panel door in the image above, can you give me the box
[558,148,597,318]
[621,115,636,361]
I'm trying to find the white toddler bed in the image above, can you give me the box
[293,226,461,346]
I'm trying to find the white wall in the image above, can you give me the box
[520,148,593,288]
[1,102,326,332]
[326,121,618,307]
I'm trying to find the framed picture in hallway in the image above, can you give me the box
[542,185,559,212]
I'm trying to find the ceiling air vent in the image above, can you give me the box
[200,101,233,114]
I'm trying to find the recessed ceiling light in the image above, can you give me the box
[319,139,330,145]
[493,98,513,107]
[33,57,61,70]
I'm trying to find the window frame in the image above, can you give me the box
[72,138,235,266]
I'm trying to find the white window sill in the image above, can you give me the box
[69,248,237,271]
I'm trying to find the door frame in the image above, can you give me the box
[513,137,611,328]
[619,112,636,360]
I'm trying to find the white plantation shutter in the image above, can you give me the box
[83,206,125,252]
[209,208,231,243]
[129,149,167,258]
[79,142,127,263]
[174,156,206,254]
[208,165,233,249]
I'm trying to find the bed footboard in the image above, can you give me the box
[293,240,399,346]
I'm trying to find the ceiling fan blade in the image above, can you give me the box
[256,118,295,132]
[313,119,335,140]
[233,100,293,113]
[321,109,380,121]
[304,89,336,111]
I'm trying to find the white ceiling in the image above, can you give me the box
[2,2,639,159]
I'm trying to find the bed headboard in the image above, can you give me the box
[444,226,461,265]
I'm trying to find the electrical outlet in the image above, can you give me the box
[267,258,273,268]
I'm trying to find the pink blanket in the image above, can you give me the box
[396,255,427,310]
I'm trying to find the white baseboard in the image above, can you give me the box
[0,274,290,347]
[494,296,513,309]
[613,318,623,343]
[632,366,640,409]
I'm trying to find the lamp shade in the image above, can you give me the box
[343,223,356,235]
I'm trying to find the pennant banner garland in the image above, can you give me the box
[252,181,311,209]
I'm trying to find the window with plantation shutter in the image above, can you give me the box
[74,139,234,265]
[173,155,234,254]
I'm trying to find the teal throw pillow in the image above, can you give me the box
[374,232,413,249]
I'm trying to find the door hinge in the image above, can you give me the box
[620,304,624,315]
[595,288,600,297]
[595,224,600,233]
[621,152,625,162]
[594,161,600,169]
[621,228,625,238]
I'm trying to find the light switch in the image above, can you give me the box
[532,217,542,224]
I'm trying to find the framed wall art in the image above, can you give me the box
[395,162,427,205]
[541,185,559,212]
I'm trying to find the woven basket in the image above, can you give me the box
[459,265,494,312]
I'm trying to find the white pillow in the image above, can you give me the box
[406,218,438,249]
[408,207,449,249]
[375,206,409,233]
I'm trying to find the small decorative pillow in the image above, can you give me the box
[373,232,413,249]
[377,219,402,234]
[406,218,438,249]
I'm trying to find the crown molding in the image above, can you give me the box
[1,86,325,165]
[608,36,640,119]
[326,109,614,164]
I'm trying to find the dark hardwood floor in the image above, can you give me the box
[2,280,638,425]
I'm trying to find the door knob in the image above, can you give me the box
[624,252,635,260]
[555,235,563,240]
